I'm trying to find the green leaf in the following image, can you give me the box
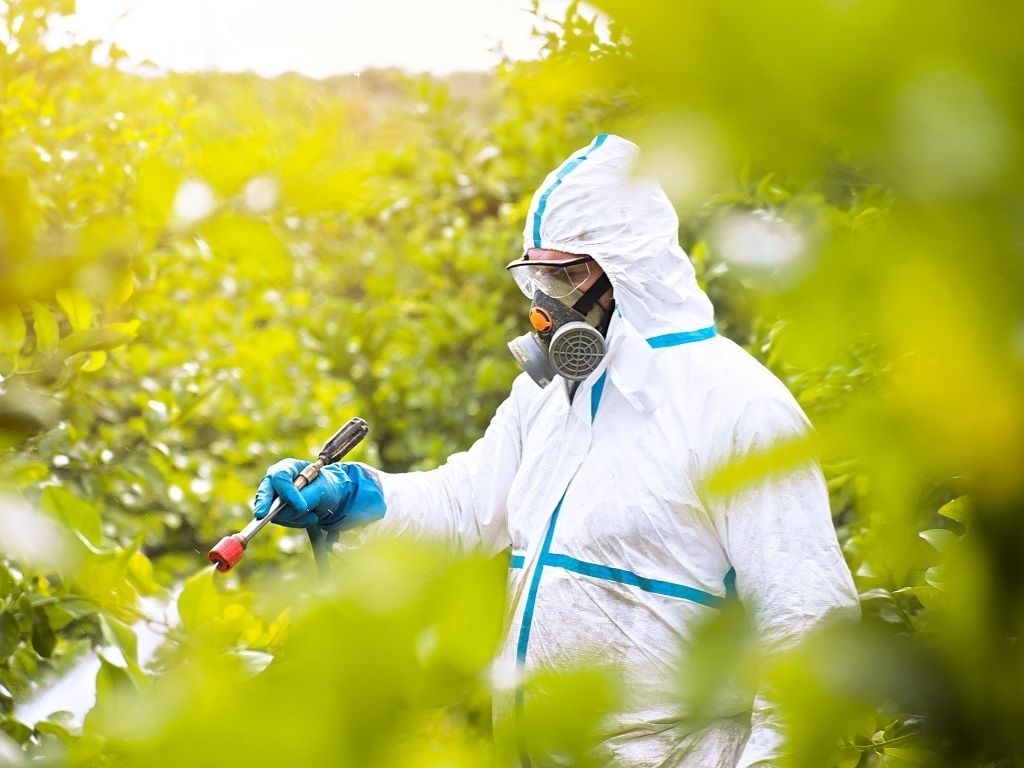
[925,564,951,592]
[10,645,37,678]
[58,326,135,356]
[884,747,935,762]
[40,486,102,546]
[106,319,141,337]
[30,607,55,658]
[126,551,161,596]
[79,350,107,372]
[937,497,969,524]
[0,613,20,660]
[200,215,290,283]
[858,588,895,603]
[0,308,26,358]
[0,173,40,263]
[43,604,77,632]
[232,649,274,677]
[29,302,59,355]
[54,599,96,620]
[702,433,818,496]
[171,382,222,428]
[894,585,942,610]
[833,748,862,768]
[177,567,220,632]
[0,562,16,595]
[74,548,142,622]
[94,653,137,703]
[0,717,32,744]
[0,385,57,443]
[13,462,48,487]
[756,172,788,202]
[55,289,93,332]
[35,715,78,745]
[100,615,141,675]
[919,528,958,554]
[105,270,135,310]
[134,157,181,228]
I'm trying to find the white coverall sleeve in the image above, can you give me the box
[364,379,525,559]
[707,396,860,768]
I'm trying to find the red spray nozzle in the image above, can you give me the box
[207,417,369,575]
[209,534,246,572]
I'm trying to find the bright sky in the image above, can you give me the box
[69,0,579,77]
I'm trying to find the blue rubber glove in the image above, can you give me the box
[253,459,386,533]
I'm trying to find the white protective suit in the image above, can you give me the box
[369,135,859,767]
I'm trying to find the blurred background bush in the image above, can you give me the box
[0,0,1021,765]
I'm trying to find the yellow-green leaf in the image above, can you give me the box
[99,614,141,674]
[59,326,135,356]
[920,528,958,554]
[107,319,141,337]
[937,496,969,524]
[0,173,41,263]
[133,157,181,228]
[127,551,161,596]
[177,567,220,632]
[40,486,103,546]
[80,350,107,372]
[30,301,59,354]
[0,307,26,357]
[106,271,135,309]
[200,215,290,284]
[55,289,93,332]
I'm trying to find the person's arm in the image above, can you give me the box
[706,396,860,768]
[346,374,529,559]
[255,375,528,559]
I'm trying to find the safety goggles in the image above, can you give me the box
[504,255,595,300]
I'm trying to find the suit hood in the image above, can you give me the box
[522,134,715,339]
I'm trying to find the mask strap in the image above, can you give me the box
[571,273,612,316]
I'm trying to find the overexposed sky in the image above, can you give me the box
[69,0,580,77]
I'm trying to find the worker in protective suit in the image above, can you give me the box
[254,134,860,767]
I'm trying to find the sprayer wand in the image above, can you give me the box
[208,417,370,573]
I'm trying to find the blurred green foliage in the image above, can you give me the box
[0,0,1021,765]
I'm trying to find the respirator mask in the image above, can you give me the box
[505,255,613,388]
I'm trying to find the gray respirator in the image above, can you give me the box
[507,274,613,388]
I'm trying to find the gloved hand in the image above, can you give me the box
[253,459,386,533]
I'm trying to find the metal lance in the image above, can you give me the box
[207,417,369,574]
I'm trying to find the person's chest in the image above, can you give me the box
[506,381,730,589]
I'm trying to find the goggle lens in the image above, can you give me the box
[509,259,593,299]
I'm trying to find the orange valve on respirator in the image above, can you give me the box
[529,306,553,333]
